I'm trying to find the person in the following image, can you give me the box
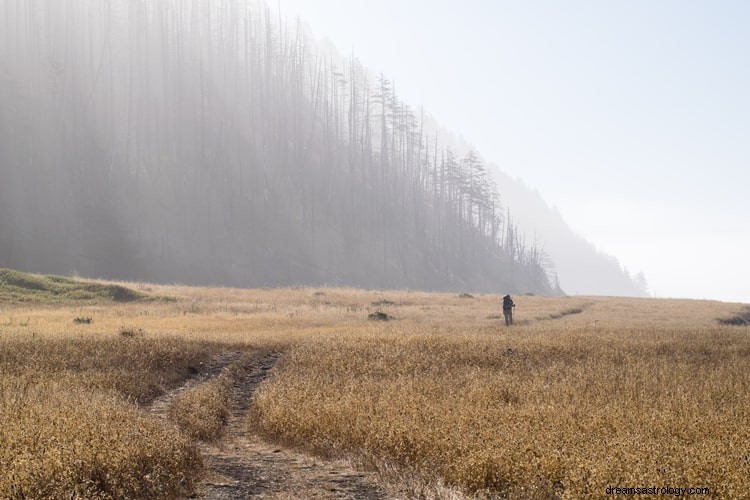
[502,294,515,326]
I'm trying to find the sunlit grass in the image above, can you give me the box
[251,324,750,497]
[248,295,750,497]
[2,270,749,497]
[0,381,200,499]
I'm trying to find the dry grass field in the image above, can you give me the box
[1,268,749,498]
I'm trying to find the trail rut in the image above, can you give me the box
[148,351,393,499]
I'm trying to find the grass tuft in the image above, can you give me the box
[118,326,145,338]
[168,378,231,441]
[368,311,391,321]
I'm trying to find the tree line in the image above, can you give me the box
[0,0,556,293]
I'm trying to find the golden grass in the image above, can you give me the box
[0,285,242,498]
[248,295,750,498]
[168,376,233,442]
[0,333,224,403]
[0,331,223,498]
[166,352,264,442]
[0,381,200,499]
[2,275,749,498]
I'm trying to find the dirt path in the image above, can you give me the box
[148,350,244,421]
[149,351,394,499]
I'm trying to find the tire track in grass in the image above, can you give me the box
[148,350,244,422]
[149,350,392,499]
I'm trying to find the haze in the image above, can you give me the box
[278,0,750,303]
[1,1,746,302]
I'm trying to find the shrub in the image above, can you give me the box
[368,311,390,321]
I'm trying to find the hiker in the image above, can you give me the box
[502,294,515,326]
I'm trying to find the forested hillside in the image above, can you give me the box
[1,0,558,293]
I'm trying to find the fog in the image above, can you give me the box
[0,1,646,296]
[276,0,750,303]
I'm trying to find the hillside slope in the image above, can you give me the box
[0,1,558,294]
[0,1,644,296]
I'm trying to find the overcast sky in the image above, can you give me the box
[276,0,750,304]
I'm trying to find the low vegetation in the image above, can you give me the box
[368,310,391,321]
[1,269,749,498]
[250,296,750,497]
[166,353,262,442]
[0,334,221,498]
[0,382,200,499]
[168,376,232,442]
[252,326,750,497]
[0,268,148,304]
[0,334,219,404]
[718,307,750,326]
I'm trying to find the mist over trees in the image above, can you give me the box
[492,171,649,297]
[0,0,561,293]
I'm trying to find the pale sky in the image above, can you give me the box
[276,0,750,304]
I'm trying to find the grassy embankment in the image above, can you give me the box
[2,267,750,498]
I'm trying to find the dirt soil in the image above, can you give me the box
[148,351,395,499]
